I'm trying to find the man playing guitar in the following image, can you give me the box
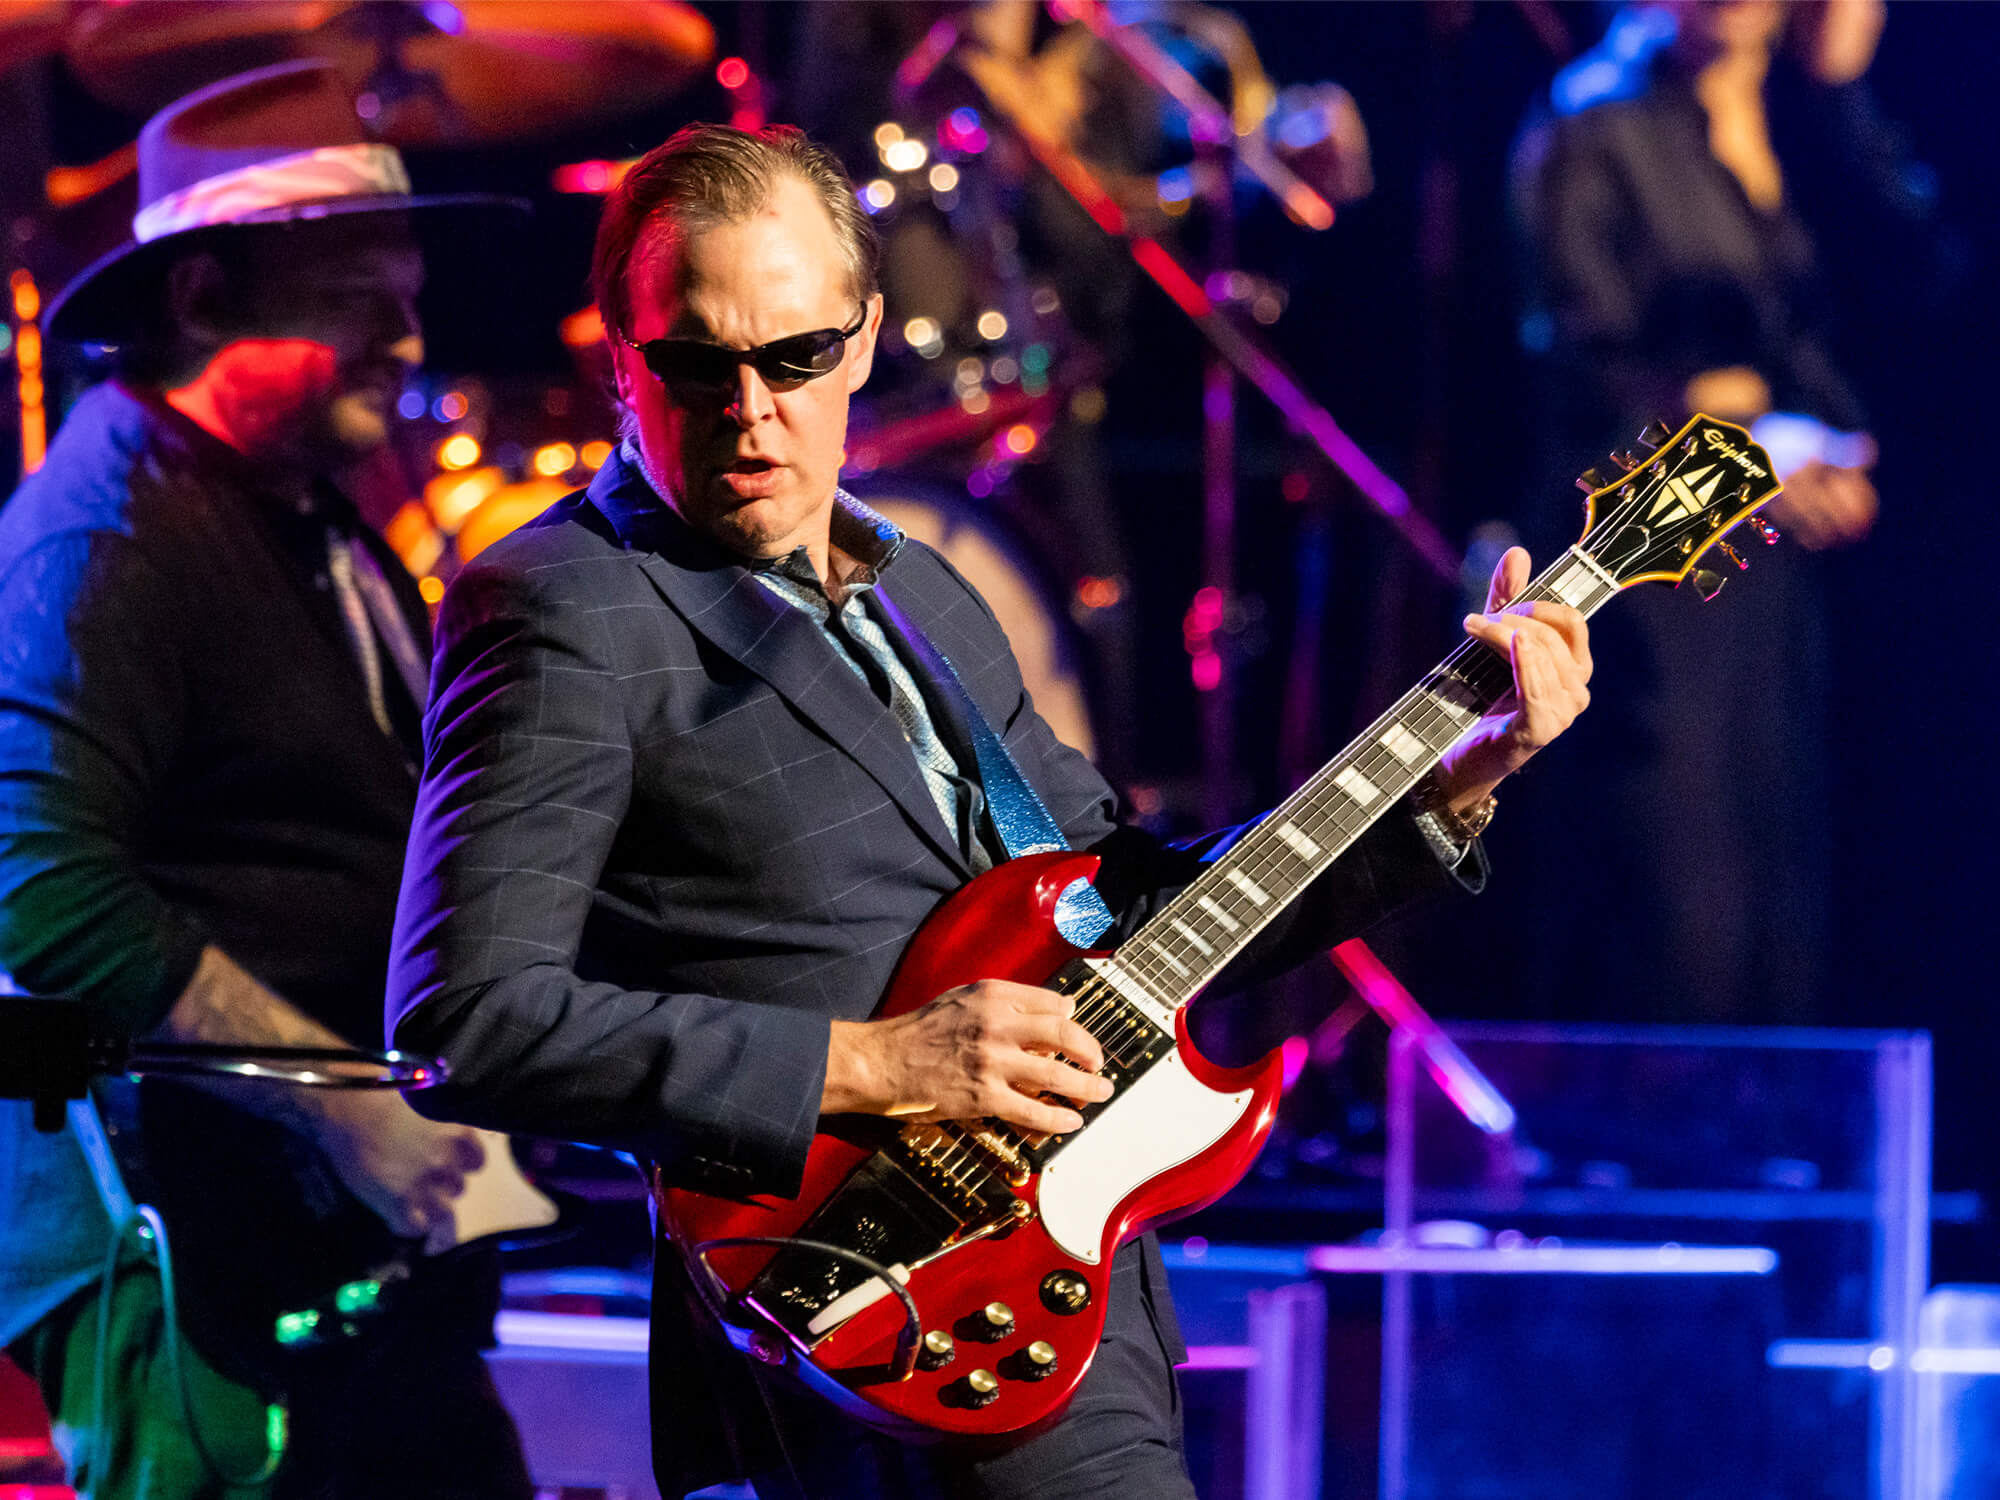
[388,121,1592,1500]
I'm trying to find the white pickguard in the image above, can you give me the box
[1036,1051,1255,1265]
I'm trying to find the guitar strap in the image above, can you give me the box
[873,591,1114,947]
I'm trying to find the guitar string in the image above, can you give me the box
[1121,542,1653,996]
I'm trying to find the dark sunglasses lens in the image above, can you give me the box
[755,330,848,384]
[646,342,736,390]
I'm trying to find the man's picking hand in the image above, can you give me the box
[825,980,1114,1136]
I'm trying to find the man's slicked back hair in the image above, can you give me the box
[592,122,880,339]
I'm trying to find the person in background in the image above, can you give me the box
[0,62,530,1500]
[1510,0,1905,1024]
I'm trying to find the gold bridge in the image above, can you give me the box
[897,1123,1007,1207]
[953,1124,1033,1186]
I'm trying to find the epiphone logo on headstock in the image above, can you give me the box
[1701,428,1769,481]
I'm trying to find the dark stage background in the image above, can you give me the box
[6,1,1997,1269]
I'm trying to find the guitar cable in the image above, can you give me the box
[81,1207,286,1494]
[139,1204,288,1487]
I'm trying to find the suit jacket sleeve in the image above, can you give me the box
[387,555,828,1196]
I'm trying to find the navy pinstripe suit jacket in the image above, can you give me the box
[386,450,1471,1492]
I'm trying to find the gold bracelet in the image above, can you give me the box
[1413,771,1497,843]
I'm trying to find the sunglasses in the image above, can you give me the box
[620,308,869,395]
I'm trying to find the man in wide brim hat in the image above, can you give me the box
[0,60,532,1500]
[48,56,520,343]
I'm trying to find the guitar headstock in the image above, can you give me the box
[1574,415,1784,600]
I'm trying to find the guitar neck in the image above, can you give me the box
[1103,547,1624,1011]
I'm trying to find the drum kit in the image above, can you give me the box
[6,0,1446,781]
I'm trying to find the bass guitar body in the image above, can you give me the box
[657,851,1284,1438]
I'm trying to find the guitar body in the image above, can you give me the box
[658,852,1285,1438]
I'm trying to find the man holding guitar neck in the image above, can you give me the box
[388,123,1592,1500]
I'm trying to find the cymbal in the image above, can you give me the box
[64,0,713,144]
[0,0,67,80]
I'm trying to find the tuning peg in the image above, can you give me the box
[1720,541,1748,571]
[1638,420,1674,449]
[1607,449,1638,472]
[1689,568,1725,602]
[1575,466,1611,494]
[1748,515,1780,545]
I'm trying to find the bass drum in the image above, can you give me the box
[851,486,1096,764]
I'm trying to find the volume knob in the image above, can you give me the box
[977,1301,1015,1341]
[954,1369,1000,1408]
[918,1330,955,1371]
[1017,1340,1059,1380]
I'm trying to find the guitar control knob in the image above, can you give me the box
[976,1302,1015,1341]
[952,1369,1001,1408]
[1014,1340,1059,1380]
[1040,1271,1092,1315]
[918,1330,956,1371]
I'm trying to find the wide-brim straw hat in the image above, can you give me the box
[47,58,524,343]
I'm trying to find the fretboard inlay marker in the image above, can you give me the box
[1380,724,1427,765]
[1223,870,1269,907]
[1195,895,1241,933]
[1332,768,1381,807]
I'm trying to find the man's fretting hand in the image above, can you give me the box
[825,980,1114,1136]
[1431,545,1594,810]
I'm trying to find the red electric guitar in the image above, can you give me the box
[657,414,1784,1437]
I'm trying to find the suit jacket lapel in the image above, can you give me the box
[585,455,971,877]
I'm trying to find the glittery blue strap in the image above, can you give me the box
[875,593,1114,947]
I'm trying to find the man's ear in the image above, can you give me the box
[611,337,638,409]
[844,293,884,395]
